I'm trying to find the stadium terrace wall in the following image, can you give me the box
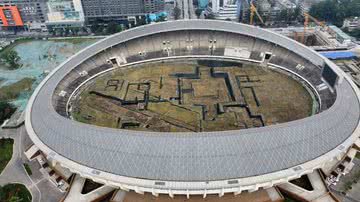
[25,20,360,197]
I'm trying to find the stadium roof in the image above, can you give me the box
[25,20,360,186]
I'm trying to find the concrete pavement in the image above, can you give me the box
[0,127,41,202]
[0,126,65,202]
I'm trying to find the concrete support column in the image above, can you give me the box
[203,189,207,198]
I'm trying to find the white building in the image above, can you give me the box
[343,17,360,31]
[45,0,85,29]
[328,25,353,45]
[208,0,239,20]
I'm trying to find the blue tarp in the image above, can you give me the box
[147,12,168,22]
[320,51,357,60]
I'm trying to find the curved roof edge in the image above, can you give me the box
[25,20,360,195]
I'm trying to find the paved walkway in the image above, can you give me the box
[329,157,360,202]
[0,127,41,202]
[0,126,64,202]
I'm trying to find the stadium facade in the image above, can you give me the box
[25,20,360,197]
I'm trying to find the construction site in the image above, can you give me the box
[71,59,314,132]
[247,4,355,51]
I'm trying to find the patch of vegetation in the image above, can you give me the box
[284,197,299,202]
[173,6,181,20]
[106,21,123,34]
[48,37,97,45]
[342,169,360,192]
[356,151,360,159]
[73,62,313,132]
[23,163,32,176]
[0,50,22,70]
[0,38,33,54]
[90,20,124,35]
[205,13,216,19]
[195,8,203,18]
[0,102,16,126]
[276,7,301,23]
[344,181,353,192]
[344,28,360,40]
[0,183,32,202]
[0,78,35,101]
[309,0,360,27]
[0,138,14,174]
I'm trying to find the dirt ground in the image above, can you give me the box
[72,60,314,132]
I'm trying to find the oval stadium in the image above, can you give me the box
[25,20,360,200]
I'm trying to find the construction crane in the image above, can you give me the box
[249,2,264,25]
[301,12,327,44]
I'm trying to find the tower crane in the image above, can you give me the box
[249,1,264,25]
[301,12,327,44]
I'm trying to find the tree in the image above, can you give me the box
[95,26,104,35]
[1,50,21,70]
[72,27,80,36]
[64,27,70,36]
[48,27,55,36]
[155,15,167,22]
[137,17,147,26]
[277,9,289,22]
[292,7,301,21]
[106,21,123,34]
[90,20,106,35]
[205,13,216,19]
[58,29,64,36]
[346,28,360,40]
[173,6,181,20]
[195,8,203,18]
[309,0,360,27]
[0,101,16,125]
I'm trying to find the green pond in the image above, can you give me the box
[0,39,98,110]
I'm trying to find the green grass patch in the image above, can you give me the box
[356,151,360,159]
[0,183,32,202]
[0,78,35,101]
[23,163,32,176]
[284,197,299,202]
[344,181,353,192]
[342,169,360,192]
[0,138,13,174]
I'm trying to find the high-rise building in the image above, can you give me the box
[46,0,85,29]
[144,0,164,13]
[0,5,23,27]
[208,0,239,20]
[0,0,48,30]
[81,0,164,24]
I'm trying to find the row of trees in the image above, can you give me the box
[91,21,124,35]
[48,27,89,37]
[90,17,151,35]
[309,0,360,27]
[275,7,302,23]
